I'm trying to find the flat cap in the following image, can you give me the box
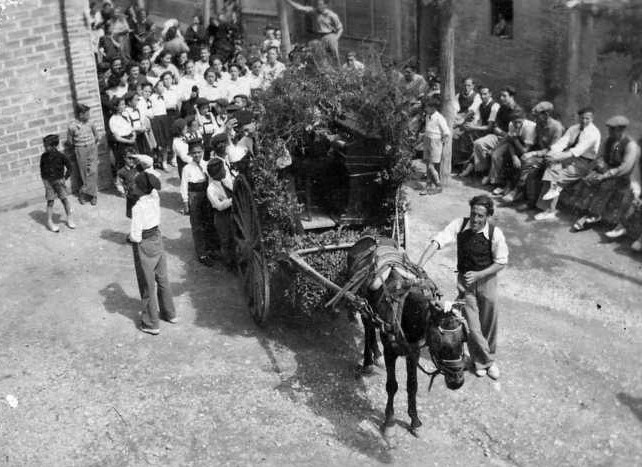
[606,115,629,128]
[43,134,59,146]
[195,97,210,107]
[532,101,554,114]
[214,97,229,107]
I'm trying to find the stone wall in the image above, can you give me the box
[0,0,105,210]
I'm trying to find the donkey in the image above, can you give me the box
[346,236,467,433]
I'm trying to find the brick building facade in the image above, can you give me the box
[0,0,105,210]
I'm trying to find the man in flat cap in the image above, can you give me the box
[129,171,177,335]
[534,106,601,221]
[502,101,564,205]
[568,115,640,235]
[65,103,100,205]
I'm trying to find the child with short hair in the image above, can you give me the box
[40,134,75,232]
[420,96,451,195]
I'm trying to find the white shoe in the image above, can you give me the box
[631,239,642,252]
[475,368,487,377]
[487,364,500,380]
[534,210,557,221]
[605,225,627,239]
[542,185,562,201]
[491,186,505,196]
[481,176,491,186]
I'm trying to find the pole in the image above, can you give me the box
[438,0,455,185]
[278,0,292,58]
[203,0,211,24]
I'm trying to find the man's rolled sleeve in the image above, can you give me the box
[491,227,509,265]
[432,218,464,249]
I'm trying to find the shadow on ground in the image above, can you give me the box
[99,282,141,329]
[616,392,642,424]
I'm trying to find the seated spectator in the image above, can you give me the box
[185,15,207,60]
[488,109,536,196]
[399,63,427,104]
[153,51,180,83]
[342,51,365,74]
[245,56,265,91]
[471,86,521,185]
[194,46,211,80]
[224,63,251,102]
[622,156,642,251]
[452,77,482,166]
[569,116,640,234]
[262,47,286,86]
[534,106,601,221]
[458,86,501,177]
[502,101,564,205]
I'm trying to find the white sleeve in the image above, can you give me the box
[129,203,143,243]
[491,227,509,265]
[432,218,464,249]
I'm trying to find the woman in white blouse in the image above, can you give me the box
[108,96,136,173]
[224,63,251,102]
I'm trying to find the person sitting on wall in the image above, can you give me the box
[534,106,602,221]
[452,77,482,167]
[501,101,564,205]
[458,86,501,177]
[470,86,522,185]
[399,62,428,106]
[610,154,642,251]
[568,115,640,235]
[487,108,537,197]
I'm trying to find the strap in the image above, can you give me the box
[459,217,469,233]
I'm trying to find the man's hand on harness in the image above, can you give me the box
[463,270,481,286]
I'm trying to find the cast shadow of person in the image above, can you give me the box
[28,209,61,229]
[99,281,141,328]
[616,392,642,424]
[160,227,394,462]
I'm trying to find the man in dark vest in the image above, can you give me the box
[418,195,509,379]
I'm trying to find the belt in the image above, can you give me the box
[142,226,159,239]
[75,142,96,148]
[188,181,208,192]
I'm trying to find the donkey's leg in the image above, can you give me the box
[406,347,422,429]
[383,345,398,428]
[361,316,376,374]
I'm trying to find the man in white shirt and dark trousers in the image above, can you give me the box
[535,106,602,220]
[420,96,451,196]
[418,195,509,380]
[180,141,215,267]
[207,144,235,269]
[129,171,177,335]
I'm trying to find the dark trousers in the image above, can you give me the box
[517,154,547,206]
[458,273,498,370]
[213,208,234,264]
[188,191,213,258]
[132,229,176,329]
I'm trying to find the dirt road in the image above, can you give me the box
[0,174,640,466]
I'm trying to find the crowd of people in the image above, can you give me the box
[408,76,642,252]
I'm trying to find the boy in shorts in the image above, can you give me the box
[40,134,75,232]
[420,96,451,195]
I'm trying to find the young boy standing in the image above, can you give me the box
[65,104,100,205]
[40,134,75,232]
[420,96,451,195]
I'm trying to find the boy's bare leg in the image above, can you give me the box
[46,201,59,232]
[61,198,76,229]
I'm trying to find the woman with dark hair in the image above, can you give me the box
[233,52,250,77]
[152,51,180,83]
[108,96,137,173]
[173,50,189,76]
[418,195,508,381]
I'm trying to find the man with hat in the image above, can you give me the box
[418,195,509,380]
[502,102,564,205]
[180,140,215,266]
[65,103,100,205]
[206,155,235,268]
[568,115,640,234]
[535,106,601,221]
[129,171,177,335]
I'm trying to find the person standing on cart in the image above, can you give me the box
[207,139,236,269]
[417,195,508,380]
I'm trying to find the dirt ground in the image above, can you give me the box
[1,171,641,467]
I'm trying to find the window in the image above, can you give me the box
[491,0,514,39]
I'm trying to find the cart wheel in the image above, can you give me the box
[232,174,270,325]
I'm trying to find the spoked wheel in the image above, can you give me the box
[232,174,271,325]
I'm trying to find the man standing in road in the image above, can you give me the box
[283,0,343,65]
[418,195,508,380]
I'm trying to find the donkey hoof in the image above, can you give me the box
[410,417,422,429]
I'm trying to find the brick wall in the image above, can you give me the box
[0,0,106,211]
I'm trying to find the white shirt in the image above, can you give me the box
[137,98,154,121]
[507,119,537,146]
[177,76,200,101]
[200,82,225,102]
[432,218,509,265]
[549,123,601,160]
[125,107,144,132]
[424,111,451,139]
[172,137,190,164]
[179,159,208,204]
[130,190,161,243]
[194,60,210,80]
[263,61,286,84]
[149,94,167,116]
[109,114,133,137]
[225,78,251,102]
[245,72,264,91]
[162,87,180,111]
